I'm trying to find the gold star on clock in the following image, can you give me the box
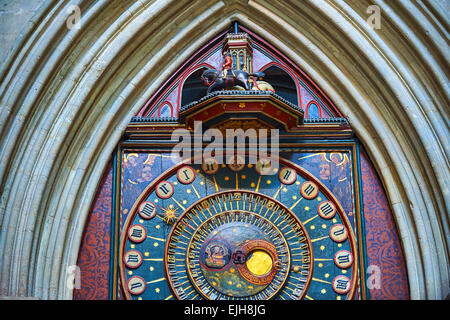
[161,206,178,225]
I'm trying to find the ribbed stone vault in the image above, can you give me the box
[0,0,448,299]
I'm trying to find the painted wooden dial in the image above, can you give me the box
[170,191,311,300]
[119,155,357,300]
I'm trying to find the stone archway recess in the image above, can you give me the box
[0,0,448,300]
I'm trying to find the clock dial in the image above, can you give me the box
[168,191,311,300]
[119,155,357,300]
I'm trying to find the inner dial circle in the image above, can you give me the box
[189,211,289,299]
[165,191,313,300]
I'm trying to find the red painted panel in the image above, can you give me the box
[73,162,113,300]
[360,149,410,299]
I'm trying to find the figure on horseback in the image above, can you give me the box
[221,51,233,79]
[201,51,268,95]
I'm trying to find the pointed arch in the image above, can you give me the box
[259,62,299,106]
[0,1,447,301]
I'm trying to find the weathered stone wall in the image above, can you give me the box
[0,0,47,63]
[0,0,448,300]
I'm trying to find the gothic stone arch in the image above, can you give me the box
[0,0,448,300]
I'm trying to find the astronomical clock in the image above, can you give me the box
[74,26,410,301]
[119,153,358,300]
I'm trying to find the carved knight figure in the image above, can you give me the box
[222,51,233,79]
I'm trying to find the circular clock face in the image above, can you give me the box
[170,191,311,300]
[119,155,357,300]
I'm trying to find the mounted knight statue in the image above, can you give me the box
[201,51,272,95]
